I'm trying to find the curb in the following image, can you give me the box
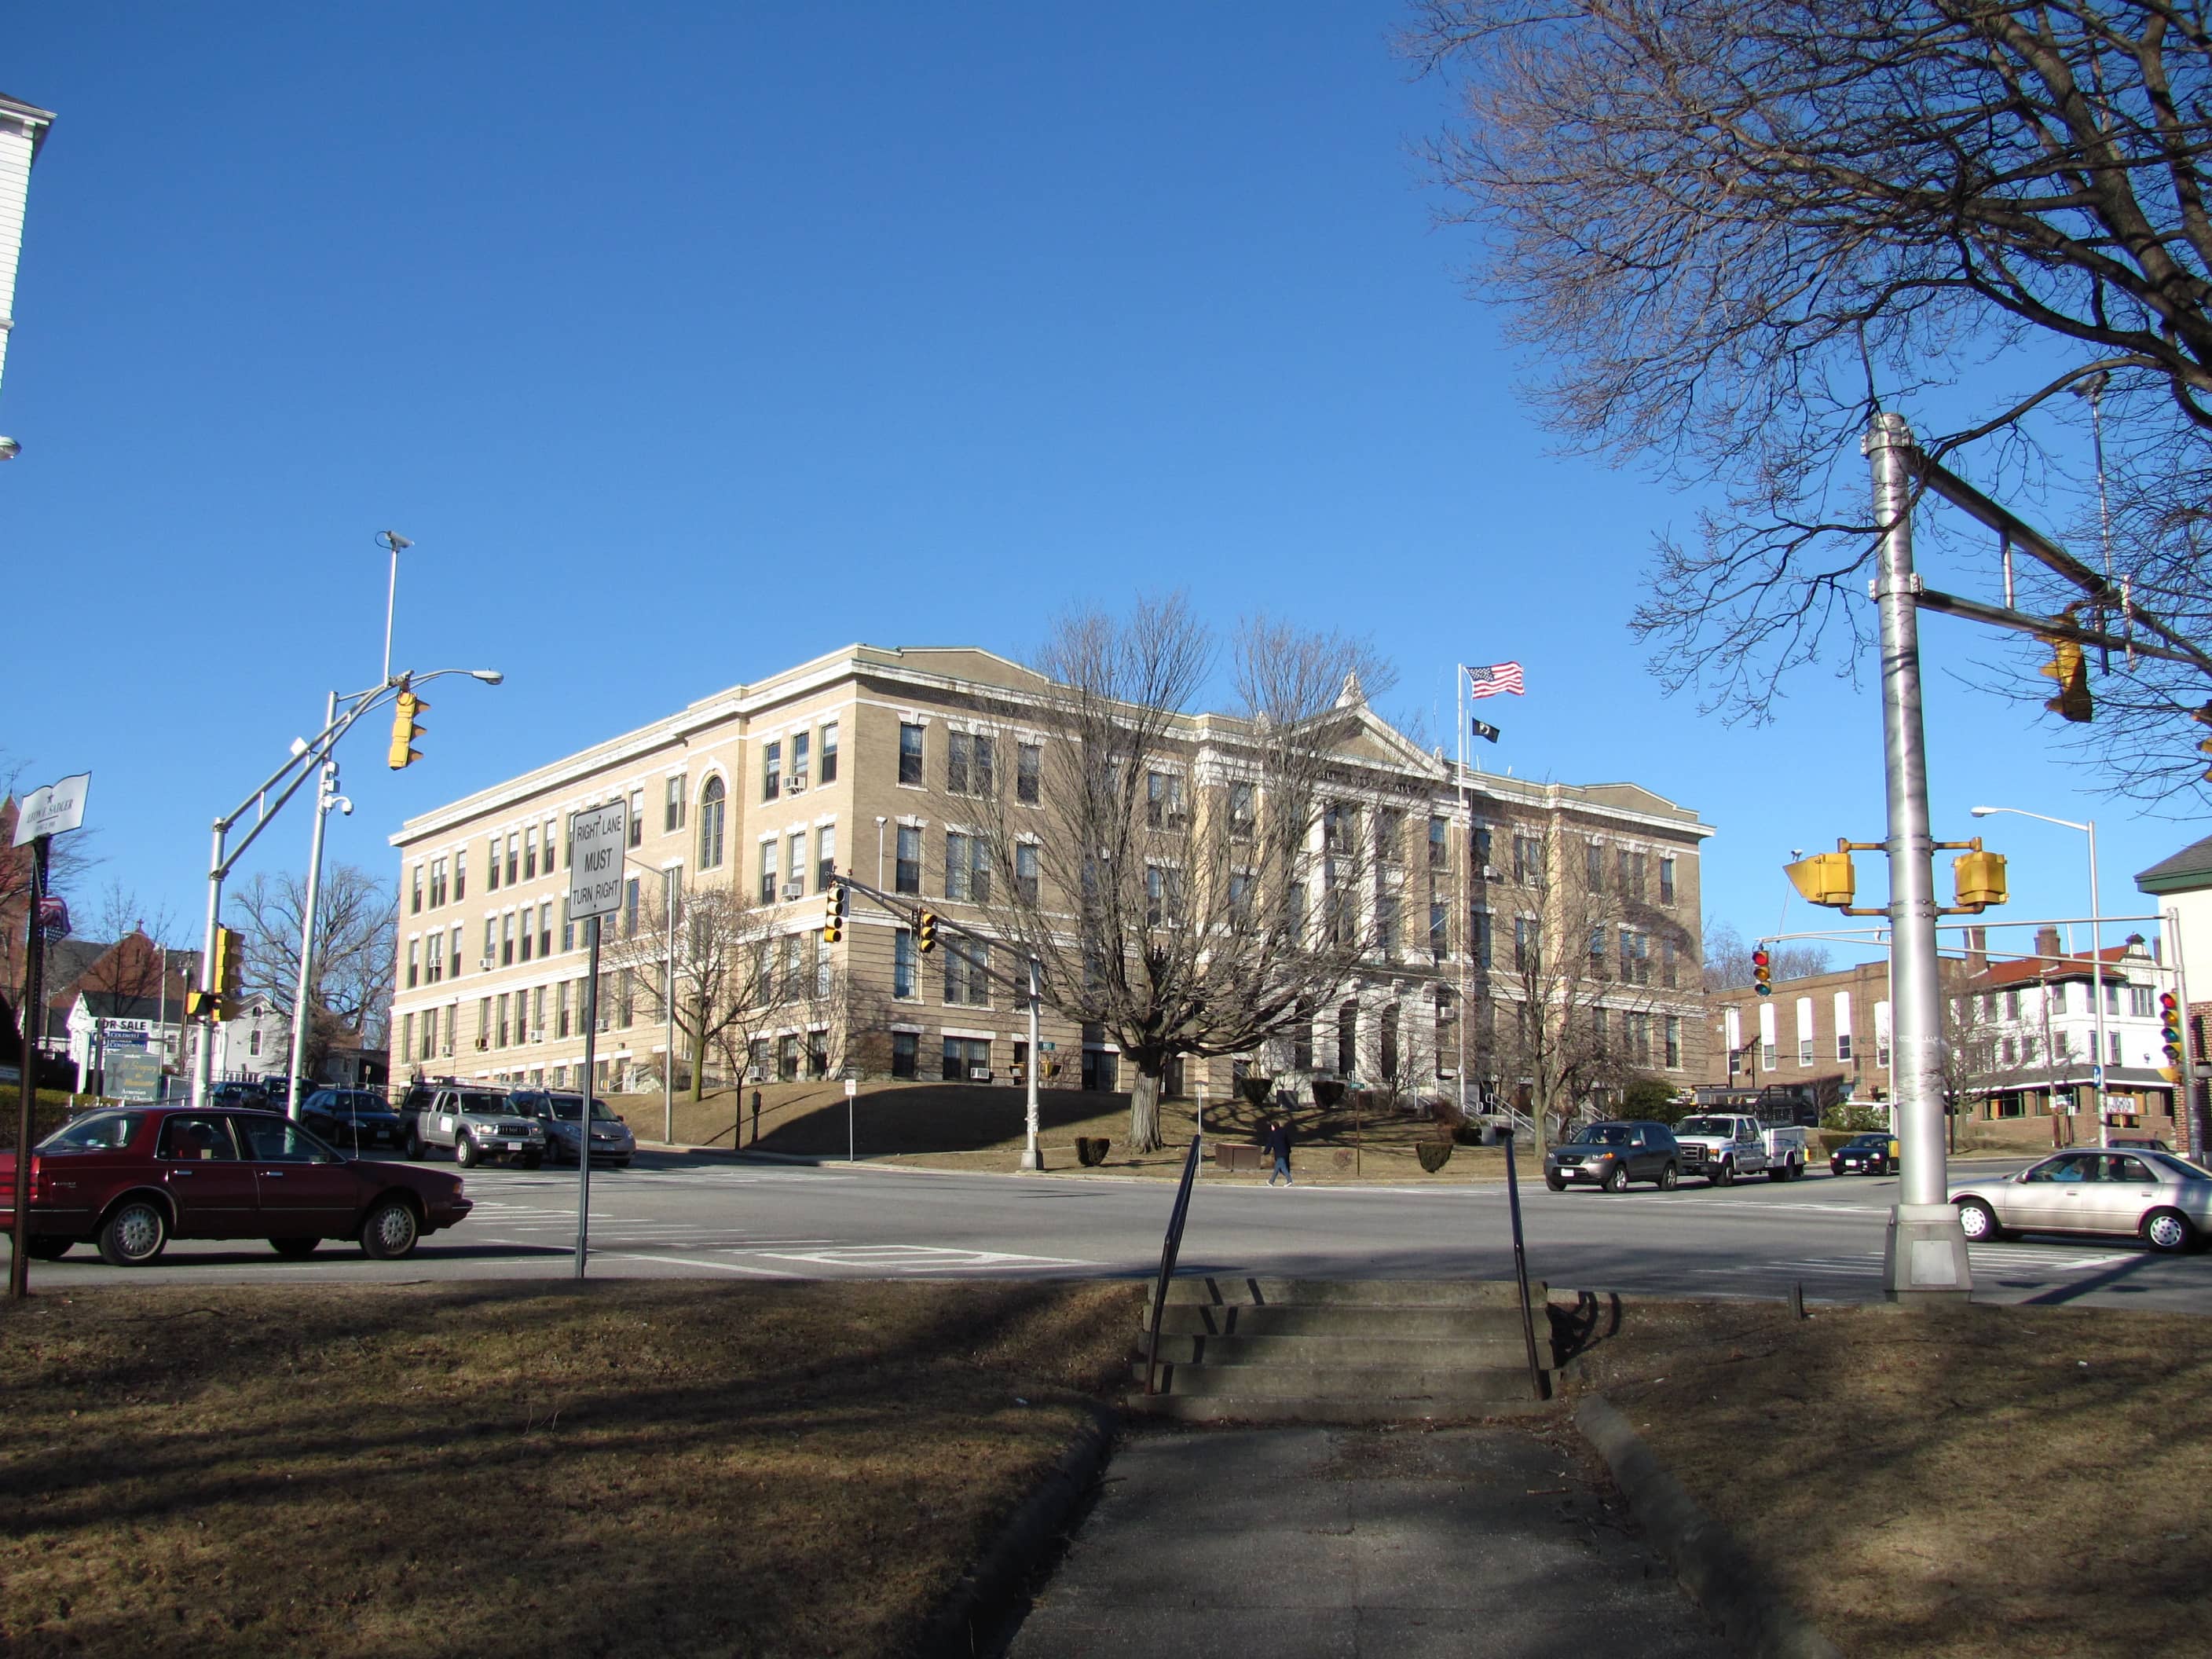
[914,1397,1119,1658]
[1575,1396,1843,1659]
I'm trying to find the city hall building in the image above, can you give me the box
[386,643,1714,1104]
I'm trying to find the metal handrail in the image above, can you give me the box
[1499,1127,1546,1401]
[1143,1133,1205,1396]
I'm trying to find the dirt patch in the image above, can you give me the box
[1565,1297,2212,1657]
[0,1278,1141,1658]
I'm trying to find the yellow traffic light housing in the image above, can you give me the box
[1752,947,1773,997]
[2038,633,2092,723]
[2159,991,2185,1082]
[1784,851,1855,908]
[196,925,244,1021]
[1952,846,2009,911]
[388,680,429,770]
[822,884,845,944]
[917,910,939,954]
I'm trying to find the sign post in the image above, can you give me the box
[566,800,628,1280]
[844,1075,858,1163]
[11,771,89,1301]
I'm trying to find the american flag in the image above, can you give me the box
[1466,661,1525,699]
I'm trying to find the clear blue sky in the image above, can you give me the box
[2,4,2194,968]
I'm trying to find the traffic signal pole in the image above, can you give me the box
[1870,413,1973,1301]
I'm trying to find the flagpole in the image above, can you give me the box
[1456,664,1470,1121]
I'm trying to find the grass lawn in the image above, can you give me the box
[631,1080,1515,1183]
[0,1279,1141,1659]
[1566,1297,2212,1658]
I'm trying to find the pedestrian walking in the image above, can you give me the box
[1264,1116,1293,1186]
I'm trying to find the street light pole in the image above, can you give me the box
[1022,957,1042,1170]
[1869,412,1972,1302]
[375,532,409,687]
[665,866,678,1145]
[1971,805,2106,1144]
[284,691,340,1121]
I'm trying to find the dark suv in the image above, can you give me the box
[1544,1120,1682,1192]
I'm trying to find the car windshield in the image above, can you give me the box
[1850,1134,1889,1148]
[2152,1153,2212,1181]
[1675,1118,1734,1137]
[1569,1124,1632,1145]
[543,1096,617,1122]
[37,1111,143,1152]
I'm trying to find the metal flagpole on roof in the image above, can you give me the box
[1456,665,1470,1120]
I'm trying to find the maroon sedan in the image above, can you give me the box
[2,1105,473,1266]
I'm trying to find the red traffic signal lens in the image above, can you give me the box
[1752,949,1771,967]
[2160,991,2180,1013]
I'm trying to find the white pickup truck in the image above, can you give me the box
[1672,1113,1811,1186]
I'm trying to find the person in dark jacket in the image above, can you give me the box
[1263,1117,1293,1185]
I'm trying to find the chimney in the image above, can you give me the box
[2034,925,2062,961]
[1965,926,1988,976]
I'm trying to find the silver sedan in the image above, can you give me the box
[1950,1148,2212,1254]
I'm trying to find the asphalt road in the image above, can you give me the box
[17,1148,2212,1313]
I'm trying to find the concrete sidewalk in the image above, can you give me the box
[1009,1424,1721,1658]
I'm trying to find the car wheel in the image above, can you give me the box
[1830,1162,1844,1177]
[518,1152,544,1170]
[1657,1162,1679,1191]
[1602,1164,1628,1193]
[1767,1164,1787,1183]
[405,1130,425,1160]
[1955,1197,2005,1243]
[269,1236,319,1259]
[26,1235,74,1260]
[361,1196,421,1261]
[1789,1159,1806,1181]
[2143,1208,2197,1255]
[455,1133,479,1169]
[1544,1174,1566,1192]
[1713,1159,1734,1188]
[97,1199,169,1267]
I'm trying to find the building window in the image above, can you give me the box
[1146,771,1185,830]
[1428,815,1448,872]
[430,857,448,908]
[787,830,807,896]
[1585,841,1605,892]
[557,980,571,1039]
[819,722,839,784]
[1014,842,1040,905]
[1017,742,1041,804]
[1514,916,1538,974]
[454,850,467,903]
[895,825,922,895]
[817,824,837,891]
[560,898,574,954]
[411,865,423,914]
[618,969,635,1028]
[628,789,644,848]
[763,741,782,801]
[1659,855,1676,906]
[1661,938,1678,989]
[488,835,502,892]
[945,832,989,903]
[777,1033,800,1082]
[792,731,810,788]
[538,903,553,959]
[506,837,519,887]
[947,731,993,795]
[496,993,511,1049]
[760,841,778,905]
[523,825,538,881]
[624,877,641,939]
[1337,1003,1359,1078]
[943,1035,991,1081]
[1470,909,1493,969]
[2111,1029,2124,1064]
[1146,864,1184,927]
[1228,779,1254,833]
[401,1012,414,1063]
[945,939,991,1006]
[427,930,443,983]
[894,928,917,998]
[899,722,925,786]
[891,1030,918,1079]
[1665,1014,1682,1069]
[500,912,515,967]
[665,775,686,833]
[482,917,496,969]
[406,939,419,989]
[698,778,726,868]
[1292,1003,1314,1071]
[1514,834,1544,885]
[1430,901,1448,956]
[2130,984,2154,1017]
[520,911,534,962]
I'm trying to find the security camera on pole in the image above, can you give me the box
[566,797,629,1278]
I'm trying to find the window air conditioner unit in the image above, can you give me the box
[969,1066,992,1082]
[783,879,804,900]
[597,1017,611,1033]
[785,776,807,796]
[441,1046,453,1057]
[745,1068,766,1084]
[474,1037,488,1051]
[1481,866,1501,881]
[530,1028,546,1043]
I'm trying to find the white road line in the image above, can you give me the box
[596,1253,804,1276]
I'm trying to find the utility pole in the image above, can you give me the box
[1868,413,1972,1302]
[9,833,51,1299]
[1022,957,1042,1170]
[284,691,341,1120]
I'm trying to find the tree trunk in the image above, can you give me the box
[1129,1065,1165,1155]
[687,1007,708,1103]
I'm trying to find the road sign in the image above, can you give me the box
[13,772,90,844]
[567,802,628,920]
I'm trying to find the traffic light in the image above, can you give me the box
[917,910,939,954]
[1752,947,1773,997]
[2159,991,2185,1082]
[2038,634,2092,723]
[190,925,244,1021]
[388,679,429,770]
[1952,848,2009,910]
[1783,851,1855,908]
[822,883,846,944]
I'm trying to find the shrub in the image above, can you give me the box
[1310,1079,1347,1109]
[1822,1105,1888,1133]
[1075,1137,1111,1167]
[1239,1076,1274,1108]
[1416,1140,1456,1174]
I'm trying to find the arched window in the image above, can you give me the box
[698,776,726,869]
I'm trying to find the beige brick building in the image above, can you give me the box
[386,644,1713,1103]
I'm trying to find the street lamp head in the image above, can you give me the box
[1970,806,1997,817]
[0,436,20,461]
[471,669,504,685]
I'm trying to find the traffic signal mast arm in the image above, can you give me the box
[827,873,1038,998]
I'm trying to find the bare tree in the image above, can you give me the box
[2,764,104,1000]
[227,863,397,1075]
[1701,920,1832,992]
[599,881,781,1101]
[1470,815,1691,1150]
[958,595,1399,1152]
[1410,2,2212,801]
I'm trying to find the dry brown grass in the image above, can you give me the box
[633,1081,1511,1183]
[0,1279,1141,1659]
[1566,1297,2212,1658]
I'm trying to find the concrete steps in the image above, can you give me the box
[1126,1276,1557,1424]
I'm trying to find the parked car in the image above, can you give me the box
[399,1084,546,1168]
[211,1080,277,1110]
[511,1090,636,1167]
[1,1105,472,1266]
[298,1088,406,1152]
[2110,1135,2173,1152]
[1951,1148,2212,1254]
[1544,1120,1682,1192]
[1830,1132,1895,1177]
